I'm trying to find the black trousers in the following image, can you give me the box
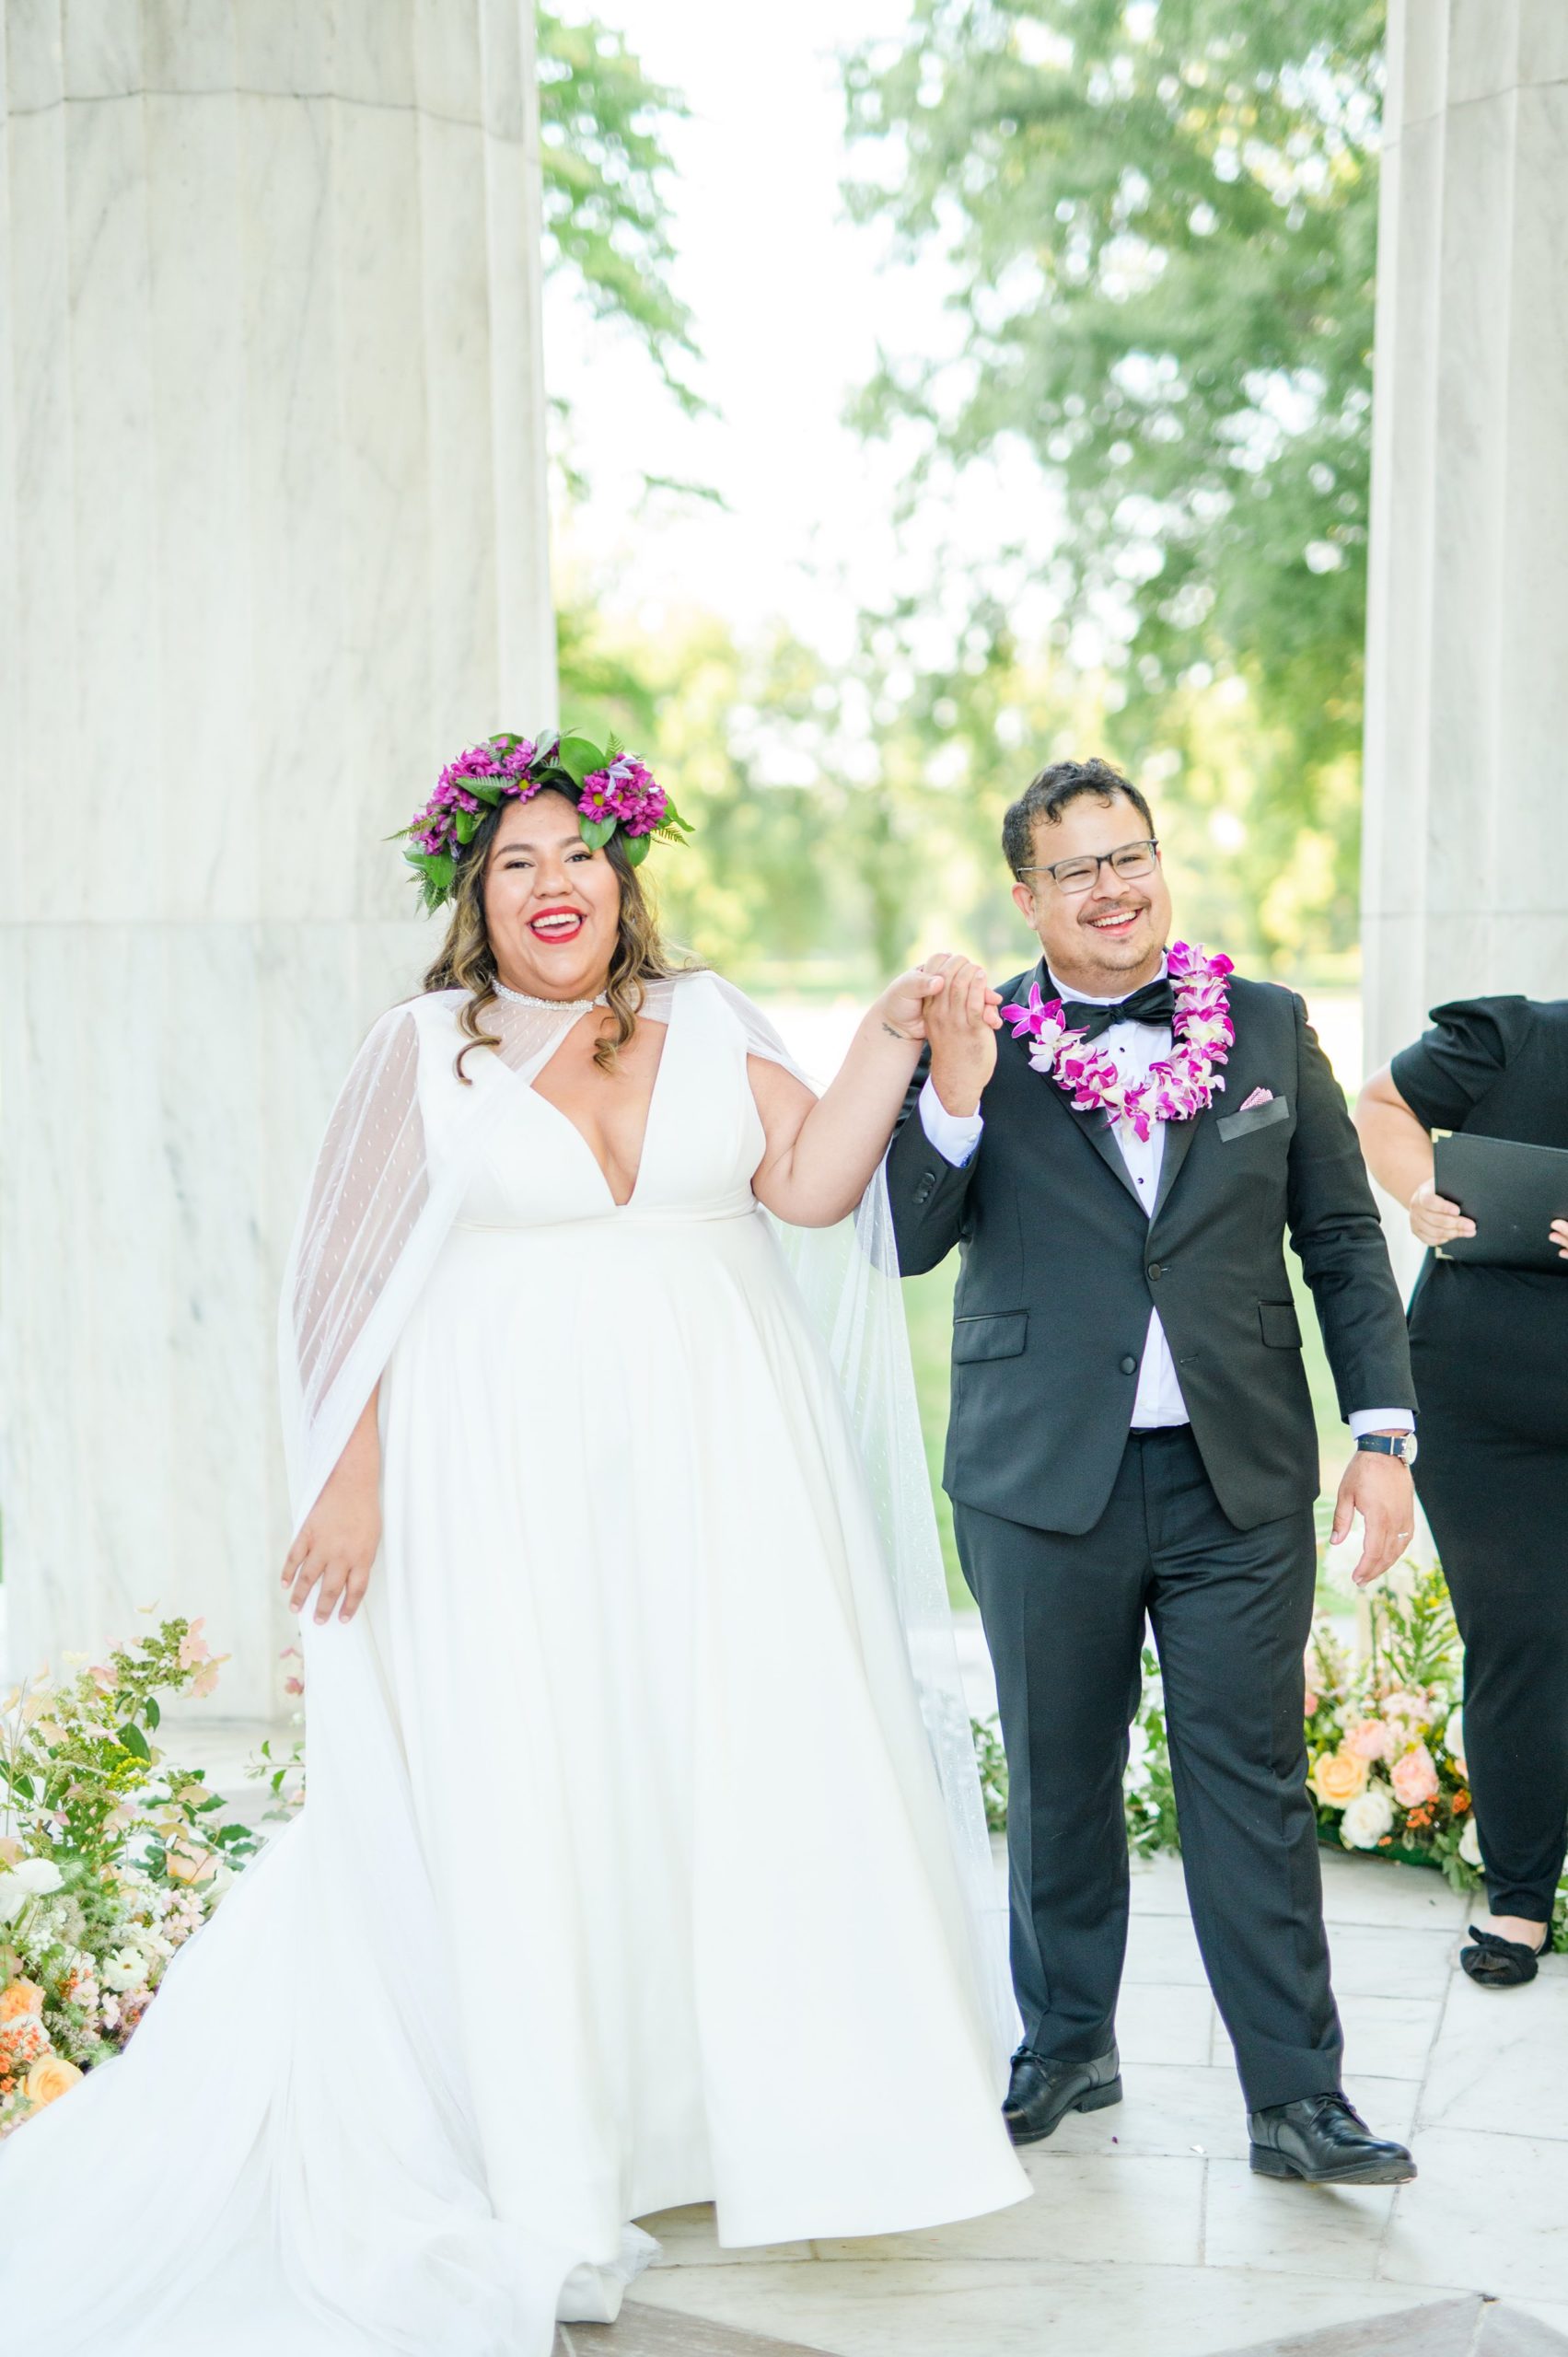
[1412,1275,1568,1923]
[955,1426,1342,2114]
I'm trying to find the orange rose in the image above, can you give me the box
[0,1979,43,2021]
[23,2053,82,2109]
[1310,1748,1369,1808]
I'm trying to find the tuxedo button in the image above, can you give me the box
[1147,1262,1164,1281]
[1119,1353,1138,1376]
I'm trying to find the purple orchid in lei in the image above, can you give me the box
[1001,944,1235,1133]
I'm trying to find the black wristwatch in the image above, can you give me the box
[1356,1433,1419,1469]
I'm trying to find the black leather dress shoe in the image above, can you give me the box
[1003,2044,1121,2146]
[1248,2092,1416,2185]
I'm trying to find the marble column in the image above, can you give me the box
[1363,0,1568,1086]
[0,1,556,1713]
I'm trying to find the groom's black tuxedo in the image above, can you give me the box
[887,964,1413,1534]
[885,961,1416,2115]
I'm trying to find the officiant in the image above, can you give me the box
[1357,998,1568,1988]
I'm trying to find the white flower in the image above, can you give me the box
[100,1946,147,1994]
[1458,1816,1482,1869]
[1342,1782,1396,1852]
[0,1858,64,1924]
[1443,1706,1468,1779]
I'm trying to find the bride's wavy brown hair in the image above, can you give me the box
[422,788,689,1082]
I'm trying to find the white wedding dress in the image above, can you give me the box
[0,970,1025,2356]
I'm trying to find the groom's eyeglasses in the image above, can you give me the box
[1019,838,1160,897]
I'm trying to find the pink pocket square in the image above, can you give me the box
[1237,1087,1275,1112]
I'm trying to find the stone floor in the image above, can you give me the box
[178,1714,1568,2355]
[594,1851,1568,2357]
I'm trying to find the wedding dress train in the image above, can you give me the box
[0,970,1025,2355]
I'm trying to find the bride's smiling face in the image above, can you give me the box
[483,790,622,1000]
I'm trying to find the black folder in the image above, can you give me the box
[1434,1132,1568,1270]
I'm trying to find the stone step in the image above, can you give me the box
[556,2301,834,2356]
[1215,2293,1568,2355]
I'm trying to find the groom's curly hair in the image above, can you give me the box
[1002,756,1156,879]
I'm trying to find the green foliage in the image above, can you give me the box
[537,6,702,412]
[843,0,1384,960]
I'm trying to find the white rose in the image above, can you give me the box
[0,1857,63,1924]
[100,1946,147,1994]
[1458,1816,1482,1869]
[1444,1706,1468,1779]
[1341,1782,1396,1852]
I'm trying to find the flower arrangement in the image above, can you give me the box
[998,941,1235,1141]
[1302,1563,1486,1889]
[398,730,692,911]
[0,1618,261,2137]
[971,1567,1566,1945]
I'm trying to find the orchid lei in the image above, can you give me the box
[396,730,691,912]
[999,942,1236,1142]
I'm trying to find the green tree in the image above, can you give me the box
[537,6,701,413]
[843,0,1384,960]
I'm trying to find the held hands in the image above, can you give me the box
[1408,1178,1474,1248]
[1552,1220,1568,1261]
[282,1472,380,1625]
[904,952,1003,1118]
[1330,1448,1415,1590]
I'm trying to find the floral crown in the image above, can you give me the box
[397,730,691,912]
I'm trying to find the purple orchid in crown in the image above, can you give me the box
[394,730,691,912]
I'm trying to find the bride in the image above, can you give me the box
[0,731,1027,2356]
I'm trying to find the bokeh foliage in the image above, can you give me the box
[843,0,1384,963]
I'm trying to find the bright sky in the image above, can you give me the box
[544,0,1058,664]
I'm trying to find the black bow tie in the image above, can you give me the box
[1057,976,1176,1042]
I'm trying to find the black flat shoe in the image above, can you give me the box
[1460,1924,1544,1988]
[1003,2044,1121,2146]
[1248,2092,1416,2186]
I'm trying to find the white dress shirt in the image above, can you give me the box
[917,963,1412,1439]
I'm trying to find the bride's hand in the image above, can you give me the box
[282,1476,381,1626]
[876,957,1003,1045]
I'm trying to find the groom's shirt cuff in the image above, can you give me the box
[1348,1410,1416,1437]
[918,1077,983,1168]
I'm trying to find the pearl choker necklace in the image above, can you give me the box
[494,981,605,1013]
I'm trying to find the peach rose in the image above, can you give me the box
[1310,1748,1369,1808]
[23,2053,82,2109]
[1345,1718,1393,1761]
[0,1979,43,2022]
[165,1842,218,1887]
[0,1836,20,1868]
[1389,1744,1440,1809]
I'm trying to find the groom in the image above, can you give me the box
[889,757,1420,2186]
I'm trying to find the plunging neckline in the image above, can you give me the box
[526,983,680,1210]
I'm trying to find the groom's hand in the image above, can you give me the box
[1331,1446,1416,1590]
[920,953,1001,1116]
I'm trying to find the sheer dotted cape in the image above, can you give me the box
[280,970,1016,2074]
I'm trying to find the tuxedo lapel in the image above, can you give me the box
[1151,1110,1202,1219]
[1001,964,1146,1214]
